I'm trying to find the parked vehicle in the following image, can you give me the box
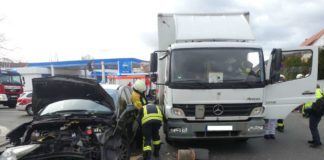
[1,76,137,160]
[150,12,319,143]
[16,91,33,116]
[0,69,24,108]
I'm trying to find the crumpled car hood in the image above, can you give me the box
[32,76,115,114]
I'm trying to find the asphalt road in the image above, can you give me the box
[1,106,324,160]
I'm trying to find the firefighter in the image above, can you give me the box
[276,119,284,132]
[131,80,148,110]
[306,85,324,148]
[131,80,148,153]
[302,101,313,118]
[137,104,163,160]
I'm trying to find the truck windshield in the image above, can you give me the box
[170,48,264,88]
[0,74,22,85]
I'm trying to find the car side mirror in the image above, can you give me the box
[119,104,136,119]
[125,104,136,112]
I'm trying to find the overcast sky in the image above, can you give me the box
[0,0,323,62]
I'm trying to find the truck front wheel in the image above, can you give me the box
[7,102,17,108]
[235,138,249,142]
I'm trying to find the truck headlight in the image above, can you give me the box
[250,107,264,116]
[0,94,8,101]
[171,108,185,117]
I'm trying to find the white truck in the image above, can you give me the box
[150,12,320,143]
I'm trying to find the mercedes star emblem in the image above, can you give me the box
[213,104,224,116]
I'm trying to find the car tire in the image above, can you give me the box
[118,138,130,160]
[26,105,33,116]
[104,136,130,160]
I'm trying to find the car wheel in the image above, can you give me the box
[117,138,130,160]
[104,137,130,160]
[26,105,33,116]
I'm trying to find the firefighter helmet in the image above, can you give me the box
[133,80,146,92]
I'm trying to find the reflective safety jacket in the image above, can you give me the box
[303,88,324,111]
[138,104,163,125]
[131,90,148,110]
[316,88,324,99]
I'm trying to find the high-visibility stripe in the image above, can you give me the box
[277,123,284,127]
[153,140,161,145]
[142,105,163,125]
[142,116,163,125]
[142,97,148,105]
[143,146,152,151]
[144,105,148,115]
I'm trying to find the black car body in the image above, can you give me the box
[4,77,137,160]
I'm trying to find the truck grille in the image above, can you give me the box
[196,131,240,137]
[175,103,261,117]
[5,89,21,93]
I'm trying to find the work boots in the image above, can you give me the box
[153,144,161,159]
[143,151,152,160]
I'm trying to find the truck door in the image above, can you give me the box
[264,46,318,119]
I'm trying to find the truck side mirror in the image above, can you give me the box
[270,48,282,83]
[22,77,25,85]
[150,52,158,72]
[150,73,157,83]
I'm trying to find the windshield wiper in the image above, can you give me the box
[172,79,213,88]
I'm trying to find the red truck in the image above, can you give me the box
[0,69,24,108]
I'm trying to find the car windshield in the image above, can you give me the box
[0,74,22,85]
[171,48,263,88]
[39,99,113,116]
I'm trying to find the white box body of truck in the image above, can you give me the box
[150,12,320,142]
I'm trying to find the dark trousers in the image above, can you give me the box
[142,120,162,152]
[309,113,322,144]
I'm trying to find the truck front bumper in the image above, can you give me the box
[164,118,265,140]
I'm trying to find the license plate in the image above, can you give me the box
[207,125,233,131]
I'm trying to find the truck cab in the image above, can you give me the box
[150,13,319,142]
[0,69,24,108]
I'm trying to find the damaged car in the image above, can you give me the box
[0,76,138,160]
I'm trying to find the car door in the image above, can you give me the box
[118,87,136,140]
[264,46,318,119]
[123,86,138,141]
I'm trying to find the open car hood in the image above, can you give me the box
[32,76,115,114]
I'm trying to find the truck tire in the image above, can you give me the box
[235,138,249,142]
[165,134,177,146]
[7,102,17,108]
[26,105,34,116]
